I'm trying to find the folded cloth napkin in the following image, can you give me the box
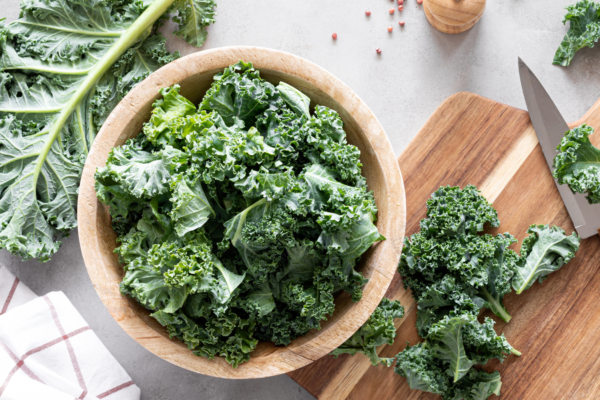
[0,266,140,400]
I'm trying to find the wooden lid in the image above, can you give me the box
[424,0,486,34]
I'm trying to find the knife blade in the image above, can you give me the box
[518,57,600,239]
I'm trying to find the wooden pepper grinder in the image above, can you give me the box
[423,0,486,34]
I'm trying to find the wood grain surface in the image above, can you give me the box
[423,0,486,34]
[77,47,406,379]
[289,92,600,399]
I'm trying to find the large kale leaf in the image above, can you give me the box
[0,0,216,262]
[553,0,600,66]
[553,124,600,204]
[512,224,580,294]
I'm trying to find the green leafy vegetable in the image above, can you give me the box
[331,298,404,367]
[553,0,600,66]
[399,185,518,324]
[97,62,382,367]
[171,0,217,47]
[392,185,578,400]
[428,314,476,383]
[512,224,580,294]
[553,124,600,204]
[0,0,216,262]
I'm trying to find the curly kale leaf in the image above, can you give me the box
[170,0,217,48]
[331,298,404,366]
[152,310,257,368]
[512,224,580,294]
[400,232,518,323]
[553,124,600,203]
[473,233,520,323]
[395,343,449,395]
[447,369,502,400]
[553,0,600,66]
[96,140,188,199]
[428,314,477,383]
[143,84,197,147]
[200,61,278,127]
[395,314,514,397]
[462,317,517,365]
[420,185,499,238]
[170,174,215,237]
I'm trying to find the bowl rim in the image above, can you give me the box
[78,46,406,379]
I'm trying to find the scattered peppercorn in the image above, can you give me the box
[389,8,395,14]
[376,48,382,54]
[388,26,393,32]
[332,33,337,40]
[399,20,405,26]
[398,0,403,4]
[417,0,423,3]
[365,10,371,16]
[398,5,403,11]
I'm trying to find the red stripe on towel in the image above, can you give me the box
[97,380,136,398]
[0,278,19,315]
[43,295,88,399]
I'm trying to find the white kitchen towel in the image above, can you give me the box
[0,267,140,400]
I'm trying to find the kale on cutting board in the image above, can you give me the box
[0,0,216,262]
[393,185,580,399]
[553,124,600,204]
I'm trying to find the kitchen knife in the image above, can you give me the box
[518,57,600,239]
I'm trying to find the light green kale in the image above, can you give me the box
[512,224,580,294]
[553,124,600,204]
[331,298,404,367]
[170,0,217,48]
[0,0,216,262]
[553,0,600,66]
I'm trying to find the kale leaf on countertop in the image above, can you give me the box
[553,0,600,66]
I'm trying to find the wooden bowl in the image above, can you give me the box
[78,47,406,378]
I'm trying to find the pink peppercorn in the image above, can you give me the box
[388,26,393,32]
[398,5,403,11]
[389,8,395,14]
[332,33,337,40]
[398,0,403,4]
[399,20,405,26]
[376,48,382,54]
[365,10,371,16]
[417,0,423,4]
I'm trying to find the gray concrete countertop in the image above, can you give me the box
[2,1,599,399]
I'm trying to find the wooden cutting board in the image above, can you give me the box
[288,92,600,399]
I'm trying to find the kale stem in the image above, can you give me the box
[478,287,512,323]
[511,348,522,356]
